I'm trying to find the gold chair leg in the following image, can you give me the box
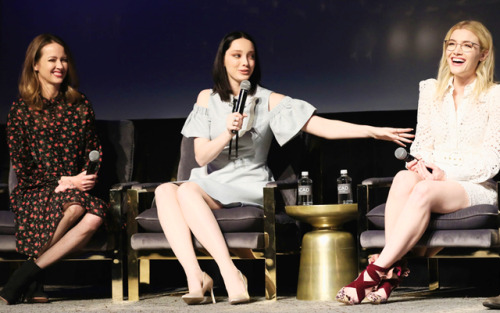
[140,259,151,285]
[264,186,277,300]
[428,258,440,290]
[111,254,124,302]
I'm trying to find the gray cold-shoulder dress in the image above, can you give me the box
[181,86,316,207]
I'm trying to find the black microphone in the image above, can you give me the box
[395,147,433,173]
[394,147,416,162]
[232,80,251,134]
[86,150,100,175]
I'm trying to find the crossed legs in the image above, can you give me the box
[155,182,246,298]
[339,170,469,303]
[36,206,103,269]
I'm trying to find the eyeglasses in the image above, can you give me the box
[444,40,480,53]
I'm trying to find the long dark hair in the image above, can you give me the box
[212,31,261,102]
[19,33,80,110]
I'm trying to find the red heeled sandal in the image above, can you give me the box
[367,260,410,304]
[336,263,389,305]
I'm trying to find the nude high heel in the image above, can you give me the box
[182,272,216,305]
[228,271,250,305]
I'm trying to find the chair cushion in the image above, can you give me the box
[131,232,266,250]
[360,229,500,249]
[367,203,498,230]
[0,210,15,235]
[136,206,264,233]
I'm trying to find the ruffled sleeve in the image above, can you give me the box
[269,97,316,146]
[181,104,211,139]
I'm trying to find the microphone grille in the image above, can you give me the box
[240,80,251,91]
[394,147,408,160]
[89,150,100,162]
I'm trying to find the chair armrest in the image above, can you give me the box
[111,181,140,191]
[131,182,164,192]
[361,177,394,187]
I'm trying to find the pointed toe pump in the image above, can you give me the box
[182,272,216,305]
[228,271,250,305]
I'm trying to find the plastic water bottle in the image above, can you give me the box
[337,169,353,204]
[298,171,313,205]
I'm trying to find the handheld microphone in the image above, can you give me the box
[232,80,251,134]
[395,147,433,173]
[86,150,100,175]
[394,147,416,162]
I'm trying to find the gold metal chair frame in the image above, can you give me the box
[126,181,299,301]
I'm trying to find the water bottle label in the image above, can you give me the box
[337,184,351,194]
[298,186,312,196]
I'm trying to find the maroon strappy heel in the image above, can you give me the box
[367,260,410,304]
[336,263,389,305]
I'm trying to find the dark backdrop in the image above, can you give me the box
[1,0,500,122]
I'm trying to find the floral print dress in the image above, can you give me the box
[7,94,107,257]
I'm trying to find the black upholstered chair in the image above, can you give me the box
[126,134,307,301]
[0,120,136,301]
[357,176,500,290]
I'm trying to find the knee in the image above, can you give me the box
[407,181,433,210]
[392,170,418,187]
[176,182,200,202]
[63,205,85,222]
[155,182,177,198]
[81,214,103,233]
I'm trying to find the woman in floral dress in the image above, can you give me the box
[0,34,107,305]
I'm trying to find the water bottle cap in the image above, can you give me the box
[301,171,309,176]
[340,169,348,175]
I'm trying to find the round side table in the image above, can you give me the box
[285,204,358,301]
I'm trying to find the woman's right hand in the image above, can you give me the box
[55,172,97,193]
[226,112,247,135]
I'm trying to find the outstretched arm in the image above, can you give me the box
[302,115,414,147]
[269,92,414,147]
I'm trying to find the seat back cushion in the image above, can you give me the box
[0,210,15,235]
[367,203,498,230]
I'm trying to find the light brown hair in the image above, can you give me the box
[19,33,80,110]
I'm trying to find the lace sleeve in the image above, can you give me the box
[409,79,436,162]
[455,84,500,182]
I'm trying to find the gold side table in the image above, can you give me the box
[285,204,358,301]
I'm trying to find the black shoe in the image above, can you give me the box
[0,259,42,305]
[483,295,500,309]
[24,273,49,303]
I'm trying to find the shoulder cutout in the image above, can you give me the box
[269,92,286,111]
[196,89,211,108]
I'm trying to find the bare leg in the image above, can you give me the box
[38,204,86,255]
[341,180,468,303]
[384,171,422,239]
[374,180,468,268]
[176,182,246,297]
[155,183,204,293]
[35,212,103,269]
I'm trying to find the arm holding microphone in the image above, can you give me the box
[394,147,447,180]
[190,82,250,166]
[55,150,100,193]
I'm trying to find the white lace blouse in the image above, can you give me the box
[410,78,500,205]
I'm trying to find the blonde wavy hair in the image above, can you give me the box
[435,20,495,99]
[19,34,80,110]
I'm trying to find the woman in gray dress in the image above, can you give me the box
[154,31,414,305]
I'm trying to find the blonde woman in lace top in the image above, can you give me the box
[337,20,500,306]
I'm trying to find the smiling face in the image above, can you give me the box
[223,38,255,92]
[34,42,68,95]
[446,28,487,82]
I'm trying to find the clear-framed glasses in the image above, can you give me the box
[444,40,480,53]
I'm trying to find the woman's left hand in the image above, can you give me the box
[416,160,446,181]
[372,127,414,147]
